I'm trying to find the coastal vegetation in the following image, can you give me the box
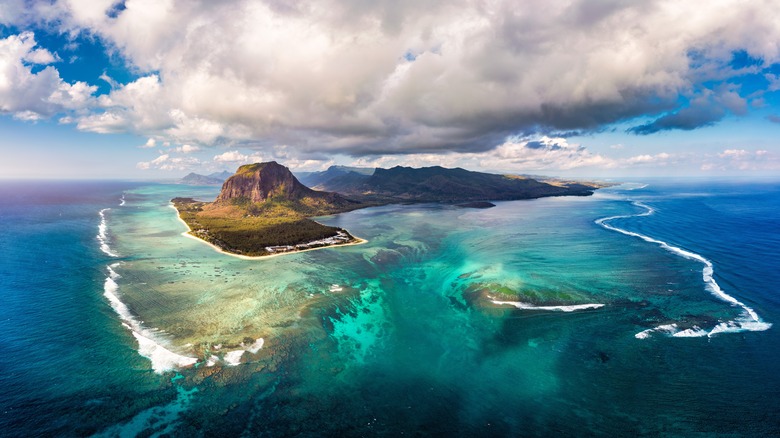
[173,161,605,258]
[171,162,364,257]
[298,164,604,202]
[172,197,357,257]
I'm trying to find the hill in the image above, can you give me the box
[173,162,364,257]
[305,165,597,202]
[173,162,604,258]
[208,170,233,180]
[177,170,233,185]
[297,165,374,190]
[178,172,224,185]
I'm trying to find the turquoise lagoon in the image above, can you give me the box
[1,180,779,436]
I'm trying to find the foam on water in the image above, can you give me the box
[132,332,198,372]
[673,326,710,338]
[224,350,245,366]
[242,338,264,354]
[103,264,197,373]
[597,201,772,339]
[218,338,265,366]
[97,208,119,257]
[491,300,605,312]
[119,194,126,206]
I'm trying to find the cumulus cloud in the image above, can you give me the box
[701,148,780,172]
[0,32,95,119]
[213,150,263,164]
[175,144,200,153]
[349,135,618,172]
[136,153,201,171]
[625,152,672,165]
[4,1,780,164]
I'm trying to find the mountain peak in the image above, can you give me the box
[178,172,224,185]
[217,161,313,203]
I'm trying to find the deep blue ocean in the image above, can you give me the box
[1,179,779,436]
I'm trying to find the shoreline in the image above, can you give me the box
[169,204,367,260]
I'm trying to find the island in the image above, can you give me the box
[172,162,365,258]
[177,170,233,186]
[173,161,606,258]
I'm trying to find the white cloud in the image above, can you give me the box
[23,47,57,64]
[75,111,127,133]
[213,150,263,164]
[479,136,616,171]
[349,136,616,172]
[213,150,247,163]
[6,0,778,157]
[626,152,671,165]
[718,149,750,158]
[140,138,157,148]
[702,149,780,172]
[137,153,202,171]
[151,154,169,165]
[176,144,200,153]
[0,32,95,119]
[13,110,44,121]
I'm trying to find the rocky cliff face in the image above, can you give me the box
[216,161,317,203]
[214,162,361,215]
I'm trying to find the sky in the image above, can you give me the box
[1,0,780,179]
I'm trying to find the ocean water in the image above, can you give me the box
[1,179,779,436]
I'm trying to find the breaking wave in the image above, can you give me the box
[491,300,604,312]
[97,208,119,257]
[596,201,772,339]
[103,264,198,373]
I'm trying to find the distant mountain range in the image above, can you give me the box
[297,165,598,202]
[178,170,233,185]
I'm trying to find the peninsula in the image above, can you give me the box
[172,161,365,257]
[174,161,605,258]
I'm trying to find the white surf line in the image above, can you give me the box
[103,263,198,373]
[119,194,126,206]
[106,261,264,371]
[596,201,772,338]
[97,208,120,257]
[491,300,605,312]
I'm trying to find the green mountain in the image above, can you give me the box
[172,162,362,257]
[307,165,597,202]
[296,166,373,191]
[173,162,602,257]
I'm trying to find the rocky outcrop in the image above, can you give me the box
[216,161,319,203]
[214,162,360,215]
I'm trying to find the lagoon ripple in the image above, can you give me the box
[1,180,779,436]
